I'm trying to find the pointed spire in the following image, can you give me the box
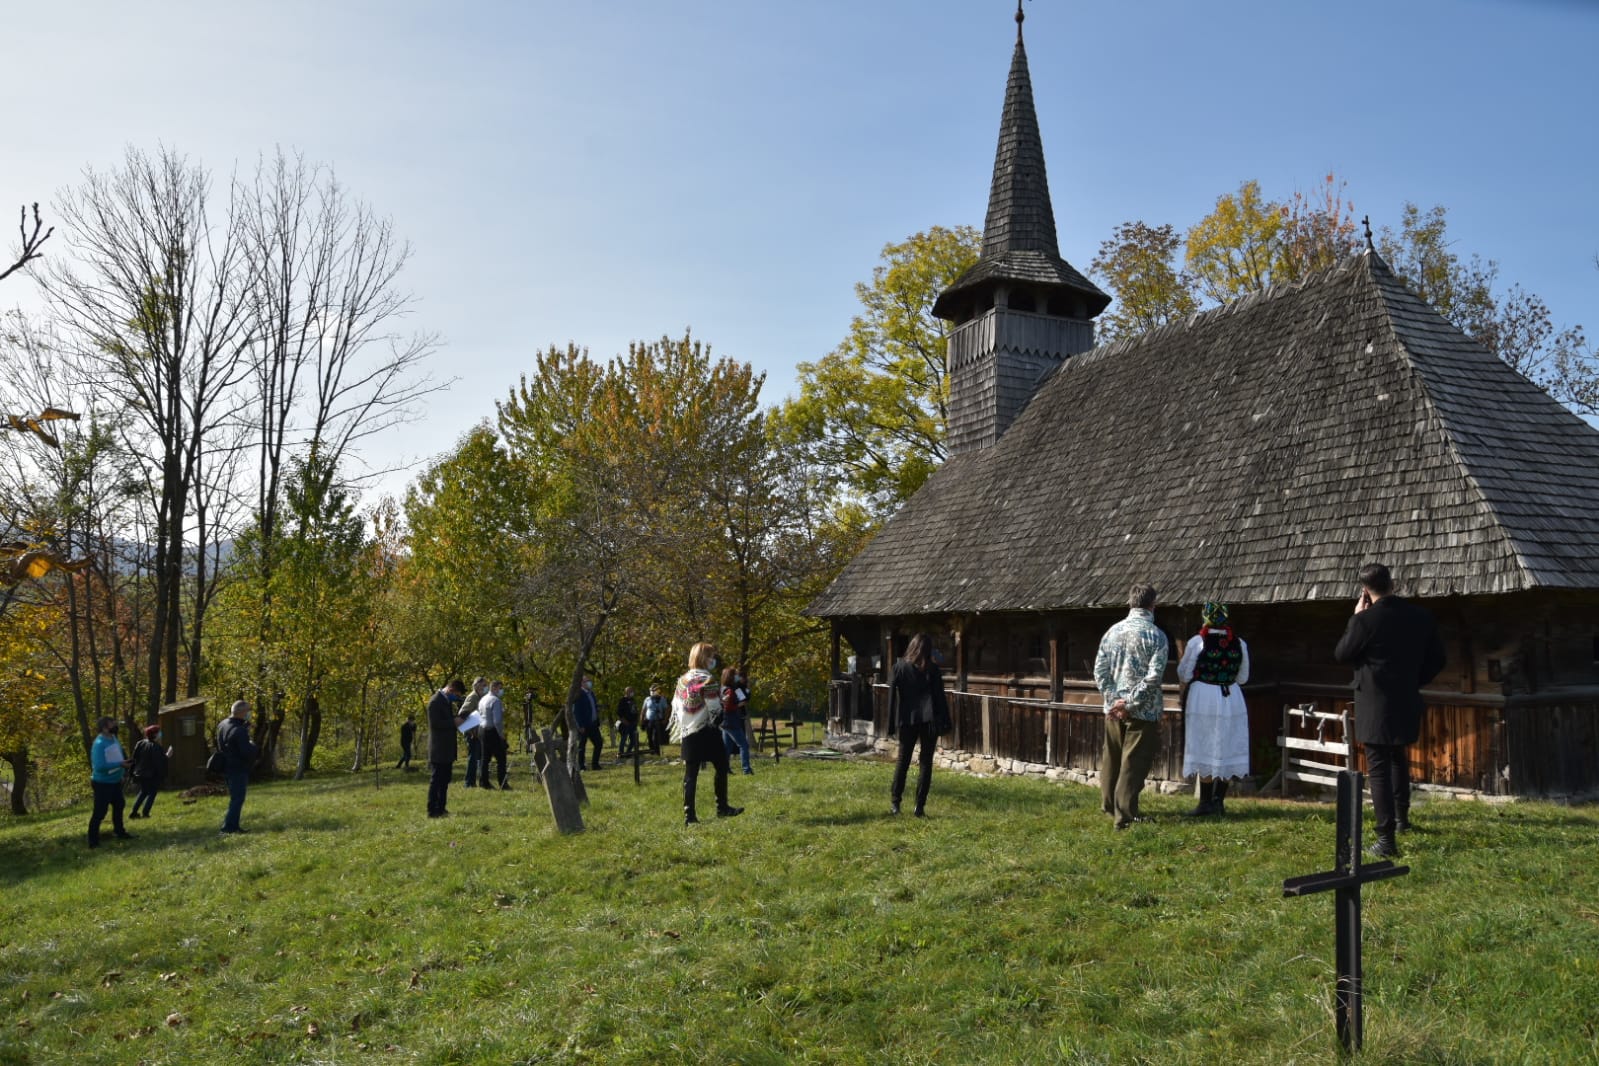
[1363,215,1374,251]
[982,6,1056,260]
[932,6,1108,321]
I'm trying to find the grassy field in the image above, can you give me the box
[2,751,1596,1065]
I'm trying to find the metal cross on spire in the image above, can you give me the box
[1363,215,1375,251]
[1017,0,1027,29]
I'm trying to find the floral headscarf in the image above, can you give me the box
[1201,601,1229,629]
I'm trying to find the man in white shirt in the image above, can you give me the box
[478,680,510,790]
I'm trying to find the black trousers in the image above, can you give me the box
[428,761,452,816]
[1363,742,1410,837]
[682,727,731,816]
[577,726,604,769]
[396,741,413,769]
[131,779,160,817]
[891,720,938,811]
[479,730,508,787]
[88,780,126,844]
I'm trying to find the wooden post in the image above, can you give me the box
[830,622,841,680]
[1048,620,1063,704]
[954,616,969,694]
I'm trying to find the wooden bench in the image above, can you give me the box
[751,717,802,761]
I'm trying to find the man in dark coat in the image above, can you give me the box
[218,701,260,834]
[426,679,468,818]
[1334,563,1446,858]
[571,676,602,770]
[396,715,417,770]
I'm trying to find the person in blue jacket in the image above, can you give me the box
[88,716,134,848]
[218,700,261,834]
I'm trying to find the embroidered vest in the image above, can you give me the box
[1194,627,1244,688]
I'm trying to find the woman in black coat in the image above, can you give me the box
[888,633,950,817]
[129,724,171,819]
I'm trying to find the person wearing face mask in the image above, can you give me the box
[87,716,134,848]
[218,700,261,834]
[461,677,488,787]
[671,642,743,825]
[720,667,754,775]
[129,724,172,819]
[642,684,669,755]
[571,675,603,770]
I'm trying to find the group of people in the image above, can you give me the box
[86,696,260,846]
[883,564,1443,857]
[422,676,515,817]
[1088,565,1443,856]
[418,643,751,826]
[86,563,1439,856]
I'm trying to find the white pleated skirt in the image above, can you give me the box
[1182,681,1251,779]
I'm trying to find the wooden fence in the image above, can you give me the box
[828,676,1599,798]
[829,678,1185,782]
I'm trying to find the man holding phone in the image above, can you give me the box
[1334,563,1446,858]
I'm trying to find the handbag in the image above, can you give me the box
[206,725,226,774]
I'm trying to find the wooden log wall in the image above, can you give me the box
[840,673,1599,797]
[1502,702,1599,797]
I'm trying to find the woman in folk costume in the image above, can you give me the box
[1178,601,1251,816]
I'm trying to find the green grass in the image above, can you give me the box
[2,755,1597,1065]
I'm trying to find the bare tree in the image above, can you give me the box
[236,149,438,769]
[43,147,254,719]
[0,203,52,283]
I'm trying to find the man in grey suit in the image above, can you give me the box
[1334,563,1446,858]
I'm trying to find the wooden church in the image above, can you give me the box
[812,8,1599,798]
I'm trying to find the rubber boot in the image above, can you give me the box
[1212,779,1229,815]
[1186,779,1215,817]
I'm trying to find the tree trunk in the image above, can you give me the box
[294,694,322,780]
[256,691,285,777]
[2,749,31,815]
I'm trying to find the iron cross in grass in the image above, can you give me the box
[1282,770,1410,1052]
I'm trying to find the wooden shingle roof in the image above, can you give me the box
[809,252,1599,617]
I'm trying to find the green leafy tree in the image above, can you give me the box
[399,425,530,688]
[777,226,980,520]
[1089,221,1200,343]
[1184,180,1286,304]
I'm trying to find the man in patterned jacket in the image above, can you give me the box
[1094,584,1170,830]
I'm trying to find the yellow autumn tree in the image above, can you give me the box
[0,602,58,814]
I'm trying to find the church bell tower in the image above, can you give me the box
[933,4,1109,456]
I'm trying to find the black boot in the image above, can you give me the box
[683,775,698,825]
[1212,780,1229,815]
[1186,780,1215,817]
[1366,834,1399,859]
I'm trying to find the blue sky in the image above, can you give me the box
[11,0,1599,501]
